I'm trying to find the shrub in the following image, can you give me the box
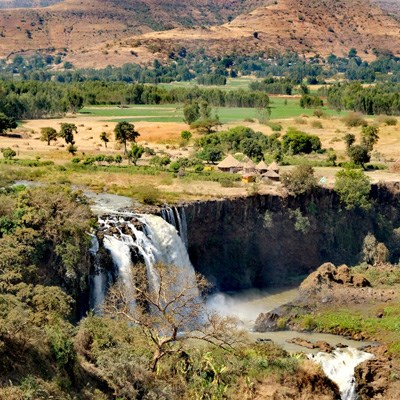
[1,147,16,160]
[281,164,317,195]
[311,120,323,129]
[342,112,367,128]
[334,168,371,210]
[376,115,397,126]
[266,122,283,132]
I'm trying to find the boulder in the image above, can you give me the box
[254,311,281,332]
[315,341,333,353]
[353,274,371,287]
[355,358,391,399]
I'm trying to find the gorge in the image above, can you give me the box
[85,184,400,399]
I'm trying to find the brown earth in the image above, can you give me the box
[0,0,399,67]
[0,0,266,60]
[113,0,400,67]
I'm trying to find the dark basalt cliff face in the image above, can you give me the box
[183,184,400,291]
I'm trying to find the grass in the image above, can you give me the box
[81,98,342,124]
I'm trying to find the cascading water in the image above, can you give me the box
[91,212,196,311]
[88,234,108,313]
[161,206,188,248]
[309,347,374,400]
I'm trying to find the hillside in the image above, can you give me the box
[119,0,400,62]
[0,0,267,58]
[374,0,400,19]
[0,0,399,66]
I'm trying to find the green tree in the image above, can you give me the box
[281,164,317,195]
[1,147,16,160]
[67,144,78,156]
[40,127,57,146]
[65,91,84,113]
[361,125,379,151]
[0,113,17,135]
[334,168,371,210]
[197,146,223,164]
[180,130,192,144]
[59,123,78,145]
[128,143,144,166]
[343,133,356,149]
[114,121,140,154]
[348,145,370,168]
[100,131,110,148]
[183,102,200,124]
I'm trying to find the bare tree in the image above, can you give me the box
[104,262,246,372]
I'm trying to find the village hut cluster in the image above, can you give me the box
[217,155,280,183]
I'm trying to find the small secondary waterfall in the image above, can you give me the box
[309,347,374,400]
[88,234,108,313]
[90,212,196,311]
[161,206,188,248]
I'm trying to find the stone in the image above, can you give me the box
[287,337,316,349]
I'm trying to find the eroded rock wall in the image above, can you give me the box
[183,185,400,290]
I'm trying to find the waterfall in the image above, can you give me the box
[309,347,374,400]
[92,213,196,310]
[88,234,108,313]
[161,206,188,248]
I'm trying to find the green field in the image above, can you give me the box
[81,97,341,123]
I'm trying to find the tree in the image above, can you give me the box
[1,147,16,160]
[40,127,58,146]
[100,131,110,148]
[180,130,192,145]
[240,138,263,161]
[183,102,200,125]
[348,145,370,168]
[281,164,317,195]
[343,133,356,149]
[59,123,78,145]
[128,143,144,166]
[104,263,244,372]
[0,113,17,136]
[67,144,78,156]
[191,118,222,135]
[197,145,223,164]
[65,91,84,113]
[334,168,371,210]
[114,121,140,154]
[361,125,379,151]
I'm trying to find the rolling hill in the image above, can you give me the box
[0,0,399,67]
[0,0,267,58]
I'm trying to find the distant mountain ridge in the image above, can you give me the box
[0,0,399,67]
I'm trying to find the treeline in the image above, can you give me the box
[249,77,293,95]
[0,80,270,119]
[327,82,400,115]
[4,48,400,87]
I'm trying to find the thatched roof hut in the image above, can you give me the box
[217,154,242,172]
[268,162,280,173]
[242,159,257,172]
[256,160,269,173]
[262,170,280,181]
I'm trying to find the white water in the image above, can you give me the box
[88,235,107,313]
[161,206,188,248]
[309,347,374,400]
[94,213,197,309]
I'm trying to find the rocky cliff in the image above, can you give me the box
[183,184,400,291]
